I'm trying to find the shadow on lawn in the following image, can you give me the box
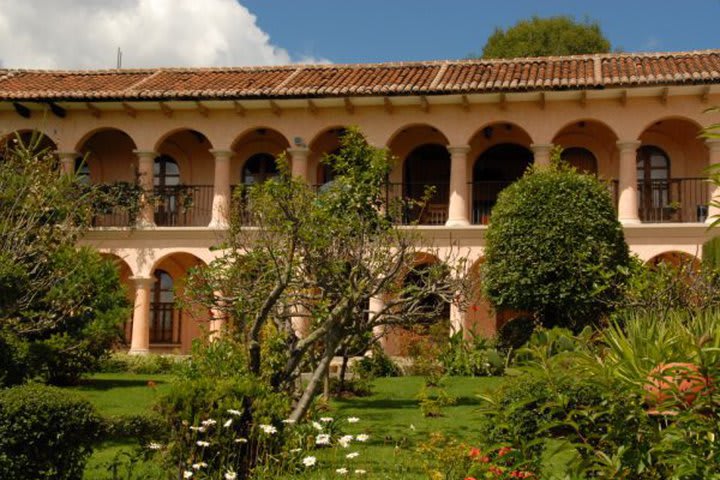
[74,378,168,391]
[335,395,481,410]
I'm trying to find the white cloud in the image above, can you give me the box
[0,0,325,69]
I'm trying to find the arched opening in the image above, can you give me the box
[636,145,672,222]
[242,152,279,185]
[77,128,137,227]
[471,143,533,224]
[150,269,177,344]
[149,252,209,354]
[309,127,350,185]
[384,256,451,357]
[647,251,700,271]
[465,257,527,338]
[561,147,598,175]
[99,253,134,344]
[638,118,708,223]
[155,129,214,226]
[0,130,57,162]
[403,144,451,224]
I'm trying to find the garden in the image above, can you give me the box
[1,128,719,479]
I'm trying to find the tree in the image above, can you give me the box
[0,134,129,386]
[482,151,631,330]
[480,16,611,59]
[187,128,467,422]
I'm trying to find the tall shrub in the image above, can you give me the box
[482,156,631,330]
[0,384,102,480]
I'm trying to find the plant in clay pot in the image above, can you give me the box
[643,362,712,414]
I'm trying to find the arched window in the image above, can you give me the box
[154,155,181,225]
[74,157,91,185]
[242,153,278,185]
[403,144,450,224]
[471,143,533,224]
[150,270,179,344]
[561,147,598,175]
[637,145,671,221]
[154,155,180,187]
[318,148,341,185]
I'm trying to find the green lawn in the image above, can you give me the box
[69,373,503,479]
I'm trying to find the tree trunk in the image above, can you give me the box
[289,344,336,421]
[338,351,349,394]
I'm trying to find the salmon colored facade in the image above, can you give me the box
[1,51,719,354]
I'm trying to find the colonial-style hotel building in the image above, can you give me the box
[1,50,719,354]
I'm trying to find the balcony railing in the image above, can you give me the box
[469,181,513,225]
[387,182,449,225]
[637,177,708,223]
[92,184,214,227]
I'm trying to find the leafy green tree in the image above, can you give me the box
[187,128,467,423]
[482,151,631,330]
[0,134,129,386]
[480,16,611,59]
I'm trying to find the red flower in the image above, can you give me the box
[481,455,490,463]
[469,447,481,458]
[497,446,513,457]
[464,477,477,480]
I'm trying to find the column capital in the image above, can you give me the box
[210,149,233,159]
[129,276,155,287]
[616,140,641,152]
[447,145,470,156]
[133,150,158,160]
[705,138,720,152]
[55,150,79,159]
[287,147,310,157]
[530,143,554,153]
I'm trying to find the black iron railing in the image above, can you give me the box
[469,181,513,225]
[637,178,708,223]
[386,182,449,225]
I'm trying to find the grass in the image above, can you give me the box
[68,373,503,479]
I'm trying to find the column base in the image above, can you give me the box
[135,220,157,229]
[620,218,642,225]
[128,348,150,356]
[207,220,229,229]
[445,218,470,227]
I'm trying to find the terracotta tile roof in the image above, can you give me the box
[0,50,718,102]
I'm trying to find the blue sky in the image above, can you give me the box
[241,0,720,63]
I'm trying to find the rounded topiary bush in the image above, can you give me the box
[0,384,102,480]
[482,158,631,330]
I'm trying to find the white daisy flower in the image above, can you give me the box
[223,419,233,428]
[259,424,277,434]
[312,421,323,431]
[201,419,216,427]
[319,417,334,423]
[355,434,369,442]
[347,417,360,423]
[346,451,360,459]
[302,456,317,467]
[224,471,237,480]
[227,409,242,416]
[281,419,296,424]
[336,467,348,475]
[147,442,162,450]
[191,462,207,470]
[234,438,248,443]
[196,441,210,447]
[354,469,366,475]
[315,433,331,445]
[338,435,353,448]
[183,472,193,479]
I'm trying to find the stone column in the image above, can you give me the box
[446,145,470,227]
[209,291,226,340]
[531,143,554,168]
[288,147,310,183]
[706,139,720,224]
[617,140,642,224]
[209,149,232,228]
[56,151,77,175]
[369,295,387,350]
[129,276,155,355]
[133,150,157,228]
